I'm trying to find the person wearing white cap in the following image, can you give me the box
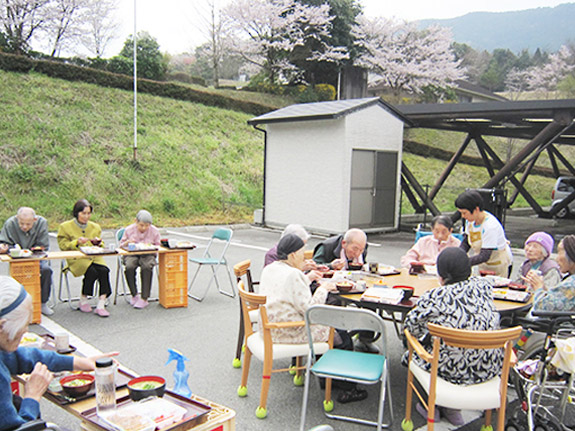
[119,210,161,309]
[0,276,117,430]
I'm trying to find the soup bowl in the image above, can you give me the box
[60,373,95,398]
[128,375,166,401]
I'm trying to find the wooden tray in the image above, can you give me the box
[45,368,133,406]
[80,391,212,431]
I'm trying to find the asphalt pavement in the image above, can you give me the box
[3,213,573,431]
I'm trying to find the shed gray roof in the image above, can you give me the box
[248,97,410,126]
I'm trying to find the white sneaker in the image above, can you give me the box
[41,303,54,316]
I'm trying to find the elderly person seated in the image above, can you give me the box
[403,247,502,425]
[119,210,161,309]
[313,228,367,271]
[400,215,460,268]
[0,276,117,430]
[515,232,561,292]
[0,207,54,316]
[57,199,112,317]
[259,234,367,403]
[264,224,324,280]
[526,234,575,312]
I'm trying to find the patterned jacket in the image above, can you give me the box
[403,276,503,385]
[533,273,575,312]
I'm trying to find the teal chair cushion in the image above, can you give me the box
[311,349,385,382]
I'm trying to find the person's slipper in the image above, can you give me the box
[336,387,368,404]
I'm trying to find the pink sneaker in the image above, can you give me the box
[133,298,149,309]
[94,308,110,317]
[79,303,92,313]
[130,294,140,306]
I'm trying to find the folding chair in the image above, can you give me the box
[300,305,393,431]
[113,227,130,304]
[237,281,330,419]
[58,260,80,310]
[402,323,522,431]
[188,228,235,301]
[232,260,259,368]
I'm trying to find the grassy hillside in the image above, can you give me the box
[0,70,263,229]
[0,70,560,229]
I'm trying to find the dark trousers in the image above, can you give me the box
[123,255,156,300]
[82,263,111,297]
[40,260,52,303]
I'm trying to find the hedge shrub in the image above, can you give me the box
[0,52,273,116]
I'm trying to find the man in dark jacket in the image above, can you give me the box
[313,228,368,270]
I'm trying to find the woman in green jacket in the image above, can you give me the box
[57,199,112,317]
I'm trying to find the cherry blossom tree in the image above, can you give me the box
[0,0,51,54]
[80,0,118,58]
[526,45,574,98]
[352,16,465,98]
[224,0,347,84]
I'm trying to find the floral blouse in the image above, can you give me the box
[533,273,575,312]
[403,276,503,385]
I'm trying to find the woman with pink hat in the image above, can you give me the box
[517,232,561,291]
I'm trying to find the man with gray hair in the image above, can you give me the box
[313,228,368,270]
[119,210,161,309]
[0,207,53,316]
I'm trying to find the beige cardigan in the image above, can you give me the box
[57,219,107,277]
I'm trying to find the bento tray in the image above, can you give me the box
[9,251,47,259]
[80,246,118,255]
[45,368,132,406]
[80,391,212,431]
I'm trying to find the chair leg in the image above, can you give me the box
[403,367,414,430]
[294,356,304,386]
[58,270,78,310]
[188,265,209,301]
[212,263,235,298]
[237,347,251,399]
[257,353,273,419]
[300,353,313,431]
[233,306,245,368]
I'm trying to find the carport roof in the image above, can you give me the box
[248,97,410,126]
[397,98,575,144]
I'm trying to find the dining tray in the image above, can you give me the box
[45,368,133,406]
[121,245,159,252]
[80,246,118,256]
[80,391,212,431]
[9,251,47,259]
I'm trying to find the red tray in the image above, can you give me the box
[80,391,212,431]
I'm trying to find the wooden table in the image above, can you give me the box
[0,247,190,323]
[340,268,532,336]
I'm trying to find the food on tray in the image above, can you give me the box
[128,375,166,401]
[131,380,163,390]
[31,246,44,252]
[322,270,334,278]
[176,240,194,248]
[59,373,95,398]
[19,332,43,348]
[103,412,155,431]
[62,378,92,387]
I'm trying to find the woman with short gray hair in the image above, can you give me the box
[0,276,117,430]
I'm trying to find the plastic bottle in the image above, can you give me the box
[166,349,191,397]
[95,357,116,415]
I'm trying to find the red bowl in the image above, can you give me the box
[393,285,414,301]
[60,373,95,398]
[322,270,334,278]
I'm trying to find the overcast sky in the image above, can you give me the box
[109,0,570,56]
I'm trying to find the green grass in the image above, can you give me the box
[0,70,263,229]
[0,69,562,229]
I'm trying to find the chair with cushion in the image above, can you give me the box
[300,304,393,431]
[188,228,235,301]
[402,323,522,431]
[232,260,259,368]
[237,281,329,419]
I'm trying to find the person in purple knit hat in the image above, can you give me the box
[515,231,561,292]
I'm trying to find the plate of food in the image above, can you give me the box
[10,249,34,259]
[121,243,159,252]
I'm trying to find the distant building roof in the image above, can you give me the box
[248,97,410,126]
[453,80,508,102]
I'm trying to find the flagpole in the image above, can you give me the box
[133,0,138,161]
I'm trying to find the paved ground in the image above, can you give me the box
[3,214,573,431]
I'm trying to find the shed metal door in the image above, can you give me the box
[350,150,397,228]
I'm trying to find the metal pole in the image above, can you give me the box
[133,0,137,161]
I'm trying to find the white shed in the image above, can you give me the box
[248,97,409,234]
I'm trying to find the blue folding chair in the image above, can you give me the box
[414,223,464,243]
[300,305,393,431]
[188,228,235,301]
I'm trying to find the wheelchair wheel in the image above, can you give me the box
[533,414,562,431]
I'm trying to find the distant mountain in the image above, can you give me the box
[418,3,575,53]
